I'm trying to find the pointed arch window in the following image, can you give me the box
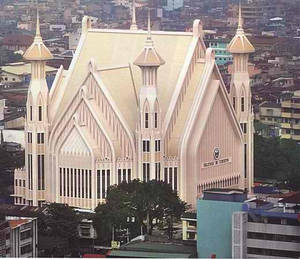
[241,97,245,112]
[38,106,42,121]
[30,106,33,121]
[154,100,159,129]
[233,97,236,110]
[145,112,149,128]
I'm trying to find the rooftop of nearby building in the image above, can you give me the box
[1,62,57,76]
[8,218,30,229]
[202,188,247,203]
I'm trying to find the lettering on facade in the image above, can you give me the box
[202,148,231,168]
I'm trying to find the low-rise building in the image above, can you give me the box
[0,217,38,258]
[181,211,197,241]
[197,189,247,258]
[232,192,300,259]
[280,90,300,142]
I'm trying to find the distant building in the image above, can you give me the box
[257,102,281,137]
[0,62,57,87]
[280,90,300,142]
[205,39,232,66]
[197,189,247,258]
[232,192,300,258]
[2,35,34,52]
[163,0,184,11]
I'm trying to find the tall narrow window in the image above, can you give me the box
[85,170,88,199]
[71,169,73,197]
[143,140,150,152]
[154,112,158,128]
[118,169,122,184]
[155,163,160,180]
[63,168,66,196]
[145,113,149,128]
[174,168,178,192]
[164,168,168,183]
[82,170,84,198]
[143,163,146,182]
[128,169,131,182]
[74,169,77,198]
[146,163,150,182]
[89,170,92,199]
[97,170,100,199]
[107,170,110,189]
[30,106,32,121]
[169,168,173,187]
[67,168,70,197]
[38,106,42,121]
[59,168,62,196]
[123,169,126,183]
[233,97,236,110]
[244,144,247,179]
[241,97,245,112]
[102,170,105,198]
[78,170,81,198]
[155,140,160,152]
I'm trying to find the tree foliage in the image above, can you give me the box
[93,180,187,244]
[254,134,300,189]
[38,203,80,249]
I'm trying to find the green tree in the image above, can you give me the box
[93,180,187,244]
[38,203,80,252]
[254,134,300,189]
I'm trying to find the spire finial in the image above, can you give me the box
[36,0,41,38]
[147,7,151,40]
[238,1,243,29]
[130,0,138,30]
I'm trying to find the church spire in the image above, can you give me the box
[23,3,53,61]
[130,0,138,30]
[36,3,41,38]
[238,1,243,30]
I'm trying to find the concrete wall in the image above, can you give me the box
[197,199,243,258]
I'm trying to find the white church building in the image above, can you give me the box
[14,4,255,209]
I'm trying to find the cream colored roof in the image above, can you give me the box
[50,29,195,130]
[134,40,165,67]
[227,29,255,54]
[23,36,53,61]
[1,62,57,76]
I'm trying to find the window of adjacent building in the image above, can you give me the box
[155,140,160,152]
[241,97,245,112]
[143,140,150,152]
[38,106,42,121]
[145,112,149,128]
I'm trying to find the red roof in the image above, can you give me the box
[8,219,30,229]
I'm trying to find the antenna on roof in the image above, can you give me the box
[130,0,138,30]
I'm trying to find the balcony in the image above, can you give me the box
[281,112,292,118]
[292,135,300,141]
[292,113,300,119]
[291,124,300,130]
[280,123,291,129]
[281,101,292,108]
[281,134,291,139]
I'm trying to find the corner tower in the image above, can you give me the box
[23,7,53,206]
[227,2,255,192]
[134,9,165,182]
